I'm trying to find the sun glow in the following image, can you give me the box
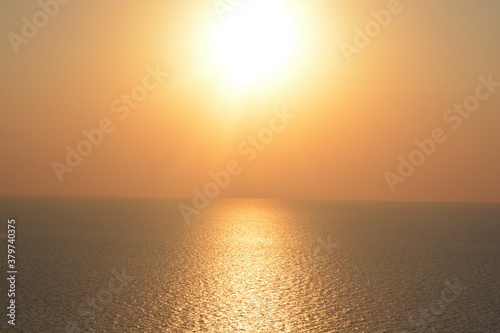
[212,0,298,88]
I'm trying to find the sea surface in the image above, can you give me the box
[0,196,499,332]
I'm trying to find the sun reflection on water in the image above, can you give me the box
[164,199,338,332]
[199,199,301,332]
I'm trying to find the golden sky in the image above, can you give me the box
[1,0,499,202]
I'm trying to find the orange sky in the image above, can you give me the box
[1,0,499,202]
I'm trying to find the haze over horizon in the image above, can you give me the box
[1,0,500,203]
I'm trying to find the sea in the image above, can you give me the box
[0,196,499,332]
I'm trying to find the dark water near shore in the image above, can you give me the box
[0,197,499,332]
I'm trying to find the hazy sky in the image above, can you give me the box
[1,0,499,202]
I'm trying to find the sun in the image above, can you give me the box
[212,0,298,88]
